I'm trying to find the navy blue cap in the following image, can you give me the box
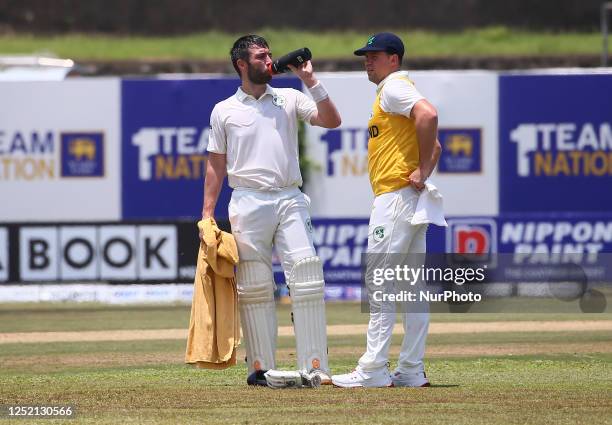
[354,32,404,57]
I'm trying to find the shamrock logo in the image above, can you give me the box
[373,226,385,242]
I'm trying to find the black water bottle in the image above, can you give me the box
[270,48,312,74]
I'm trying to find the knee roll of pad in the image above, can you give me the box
[237,261,275,303]
[236,260,274,286]
[238,283,274,304]
[287,256,325,300]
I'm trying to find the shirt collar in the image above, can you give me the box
[236,85,276,102]
[376,70,411,94]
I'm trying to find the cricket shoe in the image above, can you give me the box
[331,367,392,388]
[247,369,269,387]
[390,370,430,387]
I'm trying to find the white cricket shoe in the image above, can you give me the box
[332,367,392,388]
[390,370,430,387]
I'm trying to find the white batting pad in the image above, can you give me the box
[287,256,329,374]
[237,261,277,374]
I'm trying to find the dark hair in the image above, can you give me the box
[230,35,269,76]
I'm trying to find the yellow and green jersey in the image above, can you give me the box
[367,71,424,196]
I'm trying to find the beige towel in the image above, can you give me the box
[185,218,240,369]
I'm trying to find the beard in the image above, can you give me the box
[247,62,272,85]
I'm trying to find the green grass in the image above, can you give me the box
[0,27,607,60]
[1,330,610,360]
[0,302,610,332]
[1,302,611,424]
[0,304,192,332]
[5,358,608,424]
[0,343,610,424]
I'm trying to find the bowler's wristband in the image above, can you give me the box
[308,81,329,103]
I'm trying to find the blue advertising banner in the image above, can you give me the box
[498,214,612,255]
[499,73,612,214]
[444,215,612,288]
[121,77,302,219]
[272,218,447,285]
[446,214,612,255]
[296,214,612,285]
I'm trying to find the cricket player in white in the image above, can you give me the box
[202,35,341,385]
[332,33,442,388]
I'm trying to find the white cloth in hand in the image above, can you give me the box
[410,181,447,227]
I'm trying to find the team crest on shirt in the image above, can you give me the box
[272,94,286,107]
[305,218,313,233]
[373,226,385,242]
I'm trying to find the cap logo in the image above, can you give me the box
[367,36,375,45]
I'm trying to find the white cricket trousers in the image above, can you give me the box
[358,185,430,374]
[228,187,316,273]
[230,187,326,374]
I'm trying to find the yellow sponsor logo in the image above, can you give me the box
[154,155,207,179]
[0,131,55,180]
[511,123,612,177]
[533,151,612,176]
[0,157,55,180]
[68,138,96,161]
[445,134,473,157]
[133,127,209,181]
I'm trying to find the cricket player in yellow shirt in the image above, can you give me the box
[333,32,442,388]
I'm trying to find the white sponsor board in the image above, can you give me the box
[0,283,360,304]
[20,226,58,281]
[0,227,8,281]
[0,285,43,302]
[0,283,194,304]
[0,79,121,221]
[59,226,97,280]
[19,225,177,281]
[303,71,498,218]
